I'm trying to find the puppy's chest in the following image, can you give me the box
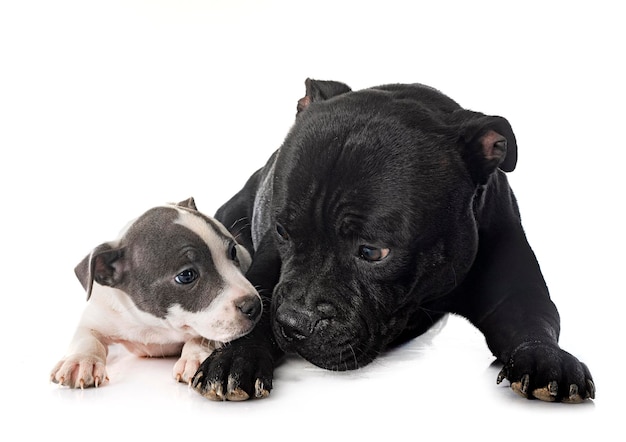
[87,284,197,353]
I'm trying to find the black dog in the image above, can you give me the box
[192,79,594,403]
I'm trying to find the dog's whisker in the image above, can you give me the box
[229,216,249,231]
[348,344,358,369]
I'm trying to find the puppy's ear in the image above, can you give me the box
[297,78,352,114]
[176,197,197,211]
[75,243,125,301]
[457,112,518,184]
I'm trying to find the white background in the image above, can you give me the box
[1,1,623,440]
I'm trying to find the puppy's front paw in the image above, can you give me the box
[191,341,274,401]
[50,355,108,389]
[497,341,595,403]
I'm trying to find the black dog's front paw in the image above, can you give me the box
[497,341,595,403]
[191,339,275,401]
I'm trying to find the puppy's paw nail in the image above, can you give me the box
[80,379,85,390]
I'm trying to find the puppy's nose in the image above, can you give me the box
[236,296,262,321]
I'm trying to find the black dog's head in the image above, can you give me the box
[270,79,517,370]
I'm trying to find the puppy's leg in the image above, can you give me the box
[173,337,220,385]
[50,327,109,389]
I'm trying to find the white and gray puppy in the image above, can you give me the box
[50,197,261,389]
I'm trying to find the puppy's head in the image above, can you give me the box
[270,80,517,369]
[75,197,261,342]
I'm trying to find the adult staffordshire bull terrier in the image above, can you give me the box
[192,79,594,403]
[51,198,261,388]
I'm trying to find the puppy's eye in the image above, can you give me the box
[358,245,390,262]
[228,241,239,263]
[175,269,198,284]
[276,223,289,241]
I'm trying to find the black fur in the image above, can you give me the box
[192,79,594,402]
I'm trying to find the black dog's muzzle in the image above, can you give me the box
[270,282,381,370]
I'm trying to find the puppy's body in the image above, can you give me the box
[51,198,261,388]
[191,80,594,403]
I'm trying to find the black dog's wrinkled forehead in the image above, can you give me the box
[272,92,471,242]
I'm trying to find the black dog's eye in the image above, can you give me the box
[228,241,239,263]
[276,223,290,241]
[175,269,198,284]
[358,245,390,262]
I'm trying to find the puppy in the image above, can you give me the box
[50,197,261,388]
[191,79,594,403]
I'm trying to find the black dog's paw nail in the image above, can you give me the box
[531,380,559,402]
[586,379,596,400]
[510,374,530,398]
[191,372,226,401]
[496,367,507,385]
[548,380,558,397]
[207,382,226,401]
[254,378,271,399]
[521,374,529,395]
[562,384,584,404]
[225,375,250,401]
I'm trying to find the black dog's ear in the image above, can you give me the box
[297,78,352,114]
[75,243,126,301]
[457,112,518,183]
[176,197,197,211]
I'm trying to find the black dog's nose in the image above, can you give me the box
[276,304,324,341]
[237,296,262,321]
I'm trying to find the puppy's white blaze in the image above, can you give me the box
[169,207,260,341]
[172,207,258,300]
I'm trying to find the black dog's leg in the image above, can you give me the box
[191,232,283,401]
[452,228,595,402]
